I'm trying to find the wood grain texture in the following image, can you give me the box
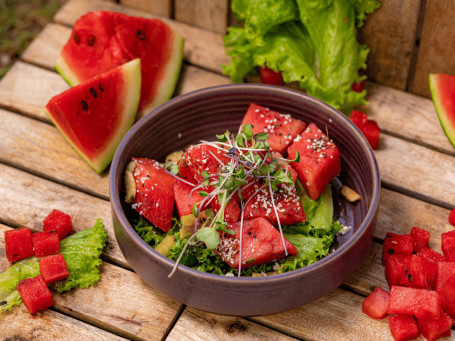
[0,224,182,341]
[359,0,421,90]
[174,0,229,34]
[120,0,171,17]
[54,0,229,73]
[411,0,455,97]
[167,307,297,341]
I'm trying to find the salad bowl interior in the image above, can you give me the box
[110,84,380,316]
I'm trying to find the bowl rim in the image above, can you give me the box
[110,83,380,284]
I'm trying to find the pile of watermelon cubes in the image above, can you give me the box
[362,226,455,341]
[4,209,72,314]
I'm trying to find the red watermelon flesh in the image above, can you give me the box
[388,286,441,319]
[385,254,410,288]
[411,226,430,252]
[240,103,306,154]
[288,123,341,201]
[441,230,455,262]
[131,158,176,232]
[382,232,413,264]
[417,310,453,341]
[435,262,455,317]
[389,315,420,341]
[362,287,390,319]
[46,59,141,173]
[213,217,298,269]
[174,180,208,217]
[429,74,455,149]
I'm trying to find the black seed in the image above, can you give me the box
[98,83,104,92]
[405,267,408,273]
[137,29,146,41]
[386,233,392,238]
[81,100,88,111]
[87,35,96,46]
[412,250,417,254]
[73,34,80,44]
[0,301,7,306]
[407,274,413,282]
[387,248,394,254]
[49,230,57,234]
[89,88,97,98]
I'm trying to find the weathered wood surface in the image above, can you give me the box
[411,0,455,97]
[359,0,421,91]
[167,307,297,341]
[174,0,229,34]
[120,0,172,17]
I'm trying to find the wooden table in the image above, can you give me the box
[0,1,454,340]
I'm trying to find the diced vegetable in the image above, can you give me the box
[388,286,441,319]
[362,287,389,319]
[16,275,53,314]
[417,310,453,341]
[155,235,176,257]
[350,110,380,149]
[39,254,69,285]
[32,231,60,257]
[382,232,413,264]
[4,228,34,263]
[389,315,420,341]
[411,226,430,252]
[43,209,73,240]
[340,185,361,203]
[259,66,283,86]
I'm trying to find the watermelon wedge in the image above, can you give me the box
[45,58,141,173]
[55,11,184,118]
[429,73,455,149]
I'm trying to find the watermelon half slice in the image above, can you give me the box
[45,58,141,173]
[55,11,184,118]
[429,73,455,149]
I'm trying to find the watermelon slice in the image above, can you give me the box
[429,73,455,149]
[45,59,141,173]
[55,11,183,118]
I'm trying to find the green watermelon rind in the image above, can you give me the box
[55,55,79,87]
[137,32,184,119]
[46,59,141,173]
[429,74,455,149]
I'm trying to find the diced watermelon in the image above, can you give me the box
[131,158,176,232]
[209,194,241,224]
[383,232,413,264]
[417,309,453,341]
[362,287,390,319]
[4,228,34,263]
[240,103,306,154]
[32,231,60,258]
[385,254,410,288]
[17,275,53,314]
[388,286,441,319]
[288,123,341,200]
[416,248,444,290]
[43,209,73,240]
[418,247,445,264]
[271,152,298,183]
[173,180,208,217]
[213,217,298,269]
[39,254,69,285]
[389,315,420,341]
[435,262,455,318]
[259,66,283,86]
[352,80,365,93]
[411,227,430,252]
[350,110,380,149]
[403,255,432,289]
[441,230,455,262]
[449,208,455,227]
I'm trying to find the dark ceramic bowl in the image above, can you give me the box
[110,84,380,316]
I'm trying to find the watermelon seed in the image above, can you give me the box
[405,267,408,273]
[407,274,413,282]
[136,29,146,41]
[89,88,98,98]
[73,34,80,44]
[98,83,104,92]
[81,100,88,111]
[388,248,394,254]
[0,301,6,306]
[87,35,96,46]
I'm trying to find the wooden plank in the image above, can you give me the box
[54,0,229,74]
[174,0,229,34]
[359,0,421,90]
[167,307,297,341]
[411,0,455,97]
[0,107,109,199]
[120,0,171,17]
[0,224,182,341]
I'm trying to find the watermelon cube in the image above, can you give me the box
[361,287,390,319]
[16,275,53,314]
[288,123,341,200]
[240,103,306,154]
[43,209,73,240]
[418,247,444,264]
[350,110,380,149]
[441,230,455,262]
[449,208,455,227]
[435,262,455,318]
[417,310,453,341]
[389,315,420,341]
[130,158,176,232]
[411,226,430,252]
[32,231,60,257]
[259,66,283,86]
[388,286,441,319]
[39,254,69,285]
[209,193,241,224]
[404,254,432,289]
[213,217,298,269]
[383,232,413,264]
[4,227,34,262]
[174,180,208,217]
[385,254,410,288]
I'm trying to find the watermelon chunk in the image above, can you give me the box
[350,110,380,149]
[362,287,390,319]
[288,123,341,200]
[435,262,455,318]
[411,226,430,252]
[173,180,208,218]
[39,254,69,285]
[43,209,73,240]
[417,310,453,341]
[4,228,34,263]
[46,59,141,173]
[388,286,441,319]
[403,254,432,289]
[55,11,183,118]
[389,315,420,341]
[213,217,298,269]
[17,276,53,315]
[418,247,444,264]
[259,66,283,85]
[130,158,176,232]
[429,73,455,149]
[449,208,455,227]
[441,230,455,262]
[240,103,306,154]
[385,254,410,288]
[383,232,413,264]
[32,231,60,258]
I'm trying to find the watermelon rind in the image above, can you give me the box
[46,58,141,173]
[137,33,184,119]
[429,74,455,149]
[55,55,79,87]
